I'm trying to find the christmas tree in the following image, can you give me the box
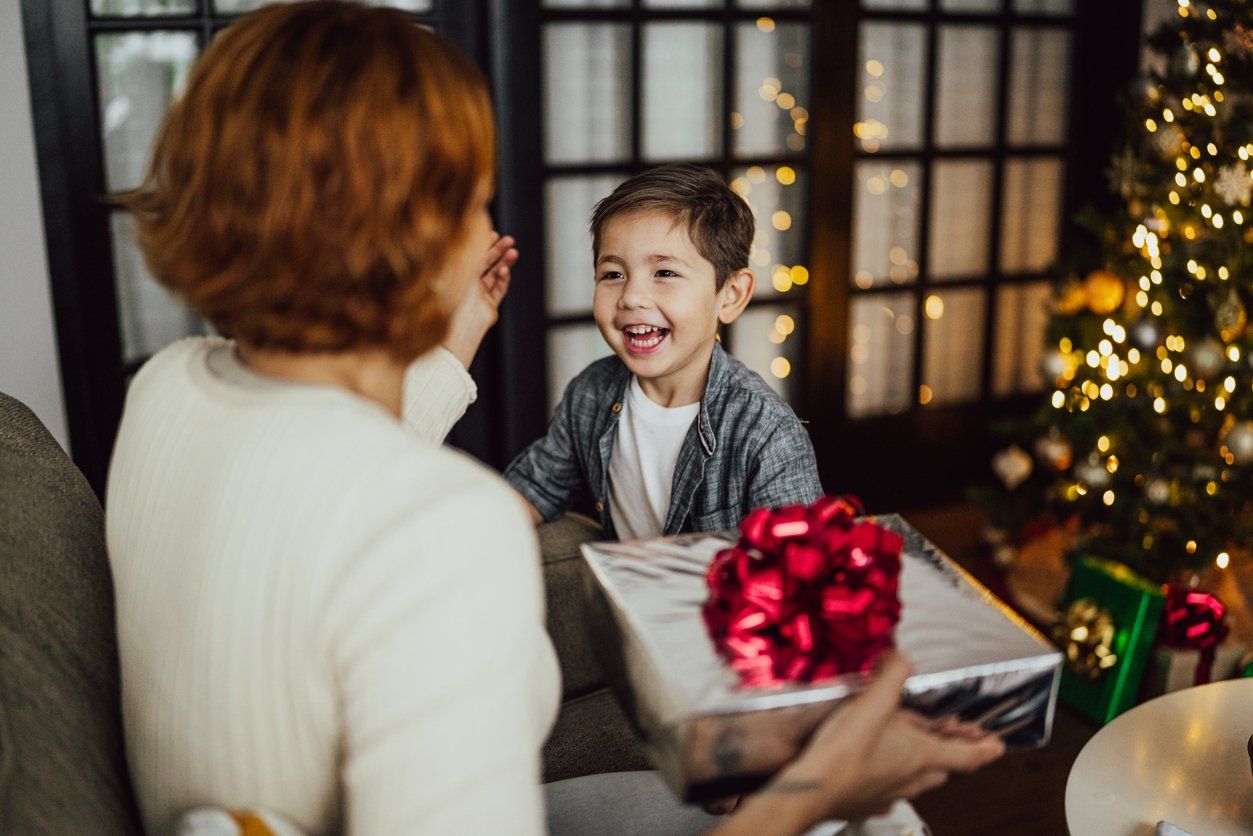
[977,0,1252,583]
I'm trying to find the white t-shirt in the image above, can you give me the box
[608,376,700,540]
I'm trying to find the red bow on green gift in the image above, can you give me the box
[702,496,903,688]
[1160,585,1229,686]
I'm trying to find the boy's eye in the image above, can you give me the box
[656,269,679,278]
[598,271,624,282]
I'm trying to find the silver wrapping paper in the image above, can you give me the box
[580,514,1063,801]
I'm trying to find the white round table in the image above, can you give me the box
[1065,678,1253,835]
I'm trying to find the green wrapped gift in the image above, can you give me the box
[1054,557,1164,724]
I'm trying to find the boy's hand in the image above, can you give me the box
[443,232,519,370]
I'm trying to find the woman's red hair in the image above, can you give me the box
[124,1,495,361]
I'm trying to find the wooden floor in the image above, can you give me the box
[900,505,1099,836]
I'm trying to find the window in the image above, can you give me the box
[24,0,467,491]
[25,0,1136,504]
[537,2,813,410]
[846,0,1075,418]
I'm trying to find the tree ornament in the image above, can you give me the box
[1074,454,1113,490]
[992,444,1034,490]
[1084,270,1125,315]
[1132,318,1161,348]
[1056,281,1088,315]
[1035,430,1073,471]
[1223,420,1253,465]
[1152,124,1185,160]
[1188,337,1226,378]
[1144,475,1171,506]
[1215,288,1247,342]
[1170,44,1200,77]
[1039,348,1070,381]
[1108,147,1146,200]
[1224,22,1253,59]
[1215,162,1253,206]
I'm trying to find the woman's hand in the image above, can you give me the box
[712,653,1006,835]
[442,232,519,370]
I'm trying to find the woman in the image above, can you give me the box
[107,3,1003,834]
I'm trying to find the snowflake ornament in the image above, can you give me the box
[1215,162,1253,206]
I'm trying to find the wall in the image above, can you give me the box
[0,1,69,450]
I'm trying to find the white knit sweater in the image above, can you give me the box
[105,338,559,835]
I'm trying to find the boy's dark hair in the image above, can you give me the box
[590,164,754,290]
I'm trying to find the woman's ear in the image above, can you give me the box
[717,267,757,325]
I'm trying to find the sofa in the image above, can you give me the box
[0,392,646,832]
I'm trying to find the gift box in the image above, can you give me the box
[1054,557,1164,724]
[580,514,1062,802]
[1140,643,1247,699]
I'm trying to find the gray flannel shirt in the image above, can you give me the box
[505,342,823,538]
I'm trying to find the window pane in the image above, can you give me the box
[111,212,205,363]
[548,324,614,412]
[939,0,1001,11]
[852,160,922,289]
[1000,157,1063,274]
[734,22,810,158]
[95,31,198,194]
[934,26,999,148]
[848,293,915,418]
[1007,28,1071,146]
[857,23,927,152]
[731,166,807,300]
[733,305,800,403]
[546,174,626,317]
[1012,0,1074,13]
[543,24,632,165]
[921,287,985,405]
[92,0,195,15]
[993,281,1051,396]
[928,159,993,279]
[214,0,433,11]
[642,23,723,162]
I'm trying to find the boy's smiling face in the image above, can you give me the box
[593,209,753,403]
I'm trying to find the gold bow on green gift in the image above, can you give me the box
[1053,597,1118,680]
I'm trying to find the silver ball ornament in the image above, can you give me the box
[1144,476,1171,505]
[1132,319,1160,348]
[1188,337,1225,378]
[1038,349,1069,381]
[1074,454,1112,490]
[1035,432,1073,471]
[1224,420,1253,464]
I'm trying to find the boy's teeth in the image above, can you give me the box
[624,325,666,348]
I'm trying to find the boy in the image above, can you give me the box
[506,164,822,539]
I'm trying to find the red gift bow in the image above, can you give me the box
[1159,585,1230,686]
[702,496,903,688]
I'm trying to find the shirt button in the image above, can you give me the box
[595,501,605,513]
[611,403,622,413]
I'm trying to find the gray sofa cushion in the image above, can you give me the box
[541,689,651,784]
[537,515,649,781]
[0,393,142,834]
[538,514,607,700]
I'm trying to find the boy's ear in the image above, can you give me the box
[717,267,756,325]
